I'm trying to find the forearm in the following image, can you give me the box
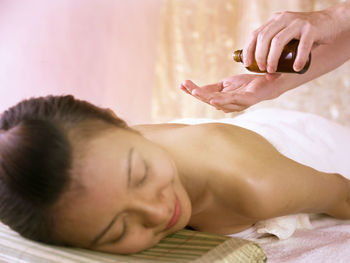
[328,0,350,34]
[276,29,350,94]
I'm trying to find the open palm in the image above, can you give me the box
[180,73,281,112]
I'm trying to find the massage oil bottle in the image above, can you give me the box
[233,39,311,74]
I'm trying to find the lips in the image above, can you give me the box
[165,198,181,230]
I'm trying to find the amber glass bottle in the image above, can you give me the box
[233,39,311,74]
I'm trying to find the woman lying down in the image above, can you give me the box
[0,95,350,255]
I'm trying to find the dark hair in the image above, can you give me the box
[0,95,129,244]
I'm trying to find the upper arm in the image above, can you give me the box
[241,154,343,220]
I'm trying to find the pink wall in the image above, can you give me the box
[0,0,161,124]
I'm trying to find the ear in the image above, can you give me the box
[106,108,118,118]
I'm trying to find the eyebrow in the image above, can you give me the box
[89,147,134,247]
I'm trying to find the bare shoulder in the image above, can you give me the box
[133,122,188,133]
[182,122,278,155]
[181,123,284,205]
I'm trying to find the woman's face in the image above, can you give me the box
[54,127,192,254]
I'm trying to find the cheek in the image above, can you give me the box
[153,153,177,181]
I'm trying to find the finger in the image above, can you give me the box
[243,18,278,67]
[189,82,224,103]
[267,25,300,73]
[191,87,217,103]
[221,75,253,91]
[179,84,191,94]
[181,80,199,94]
[255,22,288,71]
[182,80,226,105]
[209,91,254,107]
[294,31,314,72]
[182,80,224,95]
[196,82,224,93]
[221,81,244,92]
[215,103,247,113]
[243,32,258,67]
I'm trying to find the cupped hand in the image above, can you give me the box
[179,73,282,113]
[244,9,338,73]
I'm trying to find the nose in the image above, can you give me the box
[133,191,171,228]
[142,201,169,228]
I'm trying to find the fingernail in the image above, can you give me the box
[294,65,301,72]
[267,66,274,73]
[191,89,197,95]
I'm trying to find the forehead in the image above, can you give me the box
[71,126,140,177]
[70,127,144,196]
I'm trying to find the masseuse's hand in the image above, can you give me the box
[180,73,281,112]
[244,9,338,73]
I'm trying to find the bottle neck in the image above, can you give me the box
[233,50,243,62]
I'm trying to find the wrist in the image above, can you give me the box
[272,74,298,96]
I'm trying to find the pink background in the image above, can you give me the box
[0,0,161,125]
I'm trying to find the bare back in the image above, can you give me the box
[134,121,350,234]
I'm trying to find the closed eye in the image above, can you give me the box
[110,217,127,244]
[136,159,149,187]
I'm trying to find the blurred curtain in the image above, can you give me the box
[153,0,350,126]
[0,0,161,125]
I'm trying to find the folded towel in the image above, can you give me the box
[254,213,313,240]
